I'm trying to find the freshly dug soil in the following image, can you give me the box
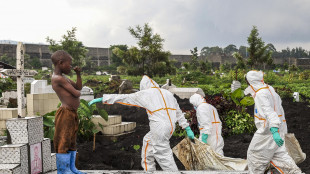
[75,97,309,172]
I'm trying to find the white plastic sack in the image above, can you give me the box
[172,138,248,171]
[285,133,306,164]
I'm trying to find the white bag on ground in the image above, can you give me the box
[285,133,306,164]
[172,138,248,171]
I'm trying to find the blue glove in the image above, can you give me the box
[270,127,284,147]
[202,133,208,144]
[88,97,103,106]
[185,126,194,140]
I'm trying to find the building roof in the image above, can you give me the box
[0,61,15,69]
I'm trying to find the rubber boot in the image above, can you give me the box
[56,153,74,174]
[68,151,86,174]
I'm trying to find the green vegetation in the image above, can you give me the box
[133,145,141,151]
[46,27,89,68]
[42,99,108,141]
[113,23,176,77]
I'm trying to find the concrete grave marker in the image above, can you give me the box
[161,79,176,90]
[0,42,37,117]
[231,80,241,92]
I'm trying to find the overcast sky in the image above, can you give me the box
[1,0,310,54]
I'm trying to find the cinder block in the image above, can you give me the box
[27,94,33,101]
[43,101,49,112]
[0,129,6,136]
[0,144,28,174]
[43,94,49,99]
[102,122,136,135]
[0,120,6,129]
[33,94,40,100]
[6,116,44,145]
[38,94,44,100]
[0,164,21,174]
[42,138,52,173]
[51,153,57,171]
[33,101,40,113]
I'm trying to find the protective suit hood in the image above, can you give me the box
[189,93,206,107]
[245,70,267,96]
[140,75,159,91]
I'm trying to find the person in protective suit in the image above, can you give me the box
[88,75,195,171]
[245,70,303,174]
[189,93,224,155]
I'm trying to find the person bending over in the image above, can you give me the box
[89,75,194,172]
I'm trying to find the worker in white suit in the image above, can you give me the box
[189,93,224,156]
[245,70,303,174]
[88,75,195,171]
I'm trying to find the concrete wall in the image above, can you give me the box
[0,43,111,68]
[27,93,60,116]
[2,43,310,69]
[0,108,18,135]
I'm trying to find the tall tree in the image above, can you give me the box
[46,27,88,68]
[190,47,199,69]
[247,26,272,69]
[114,23,175,77]
[110,45,128,67]
[224,44,238,55]
[233,52,246,70]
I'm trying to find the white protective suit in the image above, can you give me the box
[189,93,224,156]
[101,75,189,171]
[245,70,303,174]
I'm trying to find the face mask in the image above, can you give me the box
[194,106,197,110]
[244,86,255,97]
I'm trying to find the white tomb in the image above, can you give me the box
[168,88,205,99]
[293,92,300,102]
[231,80,241,92]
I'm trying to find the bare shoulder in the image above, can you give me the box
[51,74,66,84]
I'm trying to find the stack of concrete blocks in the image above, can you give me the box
[0,117,56,173]
[0,108,18,136]
[167,87,205,99]
[231,81,241,92]
[27,93,60,116]
[92,115,136,136]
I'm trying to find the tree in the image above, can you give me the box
[200,46,223,57]
[224,44,238,55]
[190,47,199,69]
[46,27,88,68]
[24,54,42,69]
[110,45,128,67]
[0,54,15,66]
[199,60,211,74]
[233,52,246,70]
[114,23,175,77]
[247,26,272,69]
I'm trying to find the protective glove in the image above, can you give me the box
[202,133,208,144]
[88,97,103,106]
[270,127,284,147]
[185,126,195,140]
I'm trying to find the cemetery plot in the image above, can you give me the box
[75,95,309,173]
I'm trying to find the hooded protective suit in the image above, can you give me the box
[101,76,189,171]
[245,70,303,174]
[189,93,224,155]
